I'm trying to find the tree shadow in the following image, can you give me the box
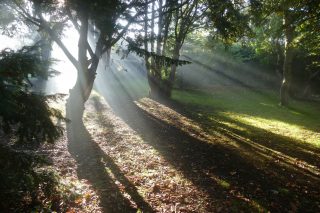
[167,102,320,169]
[135,97,320,209]
[66,88,154,213]
[96,70,320,212]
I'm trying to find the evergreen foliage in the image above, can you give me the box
[127,40,191,67]
[0,45,64,144]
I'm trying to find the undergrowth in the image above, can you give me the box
[0,143,80,212]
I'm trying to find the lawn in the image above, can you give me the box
[130,87,320,211]
[172,88,320,148]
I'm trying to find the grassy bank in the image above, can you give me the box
[172,88,320,148]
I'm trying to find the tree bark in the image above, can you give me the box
[151,1,155,54]
[156,0,163,56]
[166,43,181,97]
[280,11,294,106]
[145,1,162,98]
[76,7,89,102]
[105,47,111,68]
[275,40,283,80]
[161,4,172,57]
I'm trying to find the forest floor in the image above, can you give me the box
[39,79,320,212]
[2,71,320,212]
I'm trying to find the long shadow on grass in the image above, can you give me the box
[171,103,320,169]
[173,89,320,135]
[96,70,320,212]
[136,97,320,211]
[66,89,154,213]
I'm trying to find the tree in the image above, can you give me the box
[131,0,251,98]
[5,0,146,116]
[207,0,250,44]
[249,0,320,106]
[0,45,64,144]
[128,0,206,98]
[167,0,207,96]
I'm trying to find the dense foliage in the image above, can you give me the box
[0,45,64,144]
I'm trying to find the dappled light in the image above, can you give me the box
[220,111,320,147]
[135,96,320,177]
[1,0,320,212]
[82,93,212,212]
[93,62,319,211]
[135,97,236,146]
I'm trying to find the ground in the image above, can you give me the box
[39,70,319,212]
[1,69,319,212]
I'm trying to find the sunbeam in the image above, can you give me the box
[180,42,279,91]
[43,25,78,95]
[83,92,213,212]
[2,0,320,212]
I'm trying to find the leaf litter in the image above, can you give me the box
[38,92,320,212]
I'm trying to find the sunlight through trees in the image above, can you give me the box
[1,0,319,212]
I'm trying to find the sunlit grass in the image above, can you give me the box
[221,111,320,147]
[136,95,320,177]
[87,85,320,211]
[172,89,320,148]
[221,112,320,147]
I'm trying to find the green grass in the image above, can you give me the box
[170,88,320,211]
[172,88,320,148]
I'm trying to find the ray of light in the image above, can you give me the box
[83,92,215,212]
[42,25,78,95]
[134,97,320,178]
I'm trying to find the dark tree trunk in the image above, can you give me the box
[105,47,111,68]
[161,6,172,57]
[144,0,164,98]
[156,0,163,56]
[151,1,155,54]
[74,9,104,105]
[275,40,283,80]
[280,12,294,106]
[166,43,181,97]
[148,73,164,99]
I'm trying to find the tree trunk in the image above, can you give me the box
[105,47,111,68]
[161,5,172,57]
[275,40,283,80]
[74,7,90,106]
[74,9,101,105]
[280,12,294,106]
[156,0,163,56]
[144,1,163,98]
[166,43,181,97]
[147,73,164,99]
[151,1,155,54]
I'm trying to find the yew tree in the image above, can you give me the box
[0,45,64,144]
[128,0,250,98]
[6,0,146,116]
[126,0,207,97]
